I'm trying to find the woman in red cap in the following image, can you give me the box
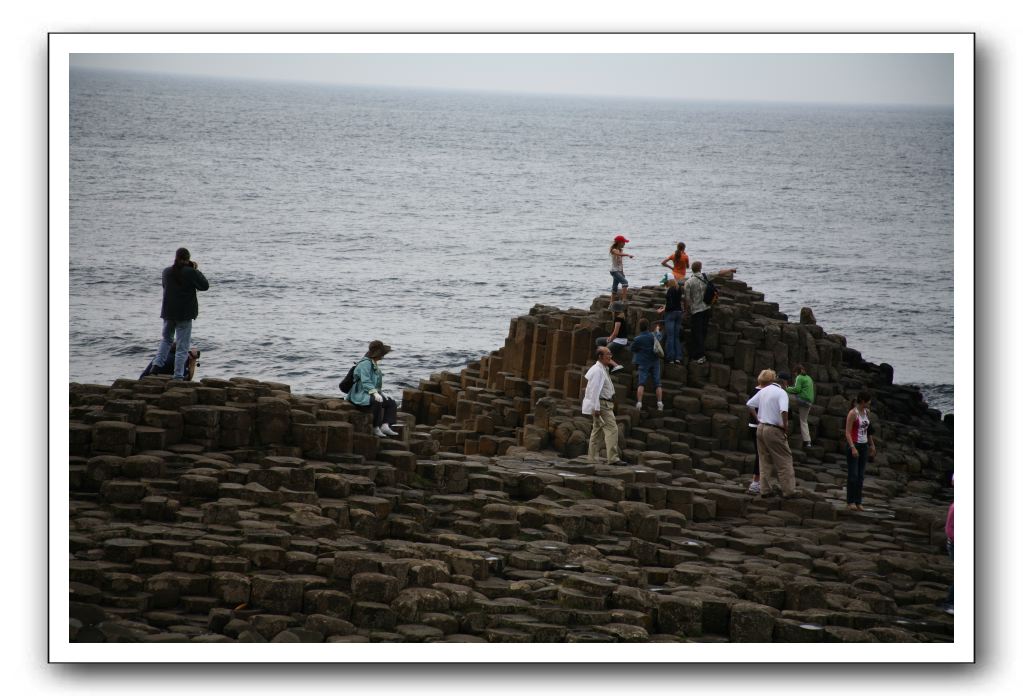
[609,235,634,304]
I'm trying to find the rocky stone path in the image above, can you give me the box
[68,378,952,644]
[68,278,953,643]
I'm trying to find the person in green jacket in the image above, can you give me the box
[786,364,815,448]
[346,339,400,438]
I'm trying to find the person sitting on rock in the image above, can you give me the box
[595,301,628,374]
[630,318,664,411]
[346,340,400,438]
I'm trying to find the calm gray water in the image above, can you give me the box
[68,68,954,414]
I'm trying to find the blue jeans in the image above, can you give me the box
[664,310,683,361]
[610,270,628,295]
[846,442,868,504]
[946,540,954,606]
[154,319,193,379]
[636,359,661,388]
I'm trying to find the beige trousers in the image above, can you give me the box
[797,402,812,443]
[756,423,796,495]
[588,400,621,464]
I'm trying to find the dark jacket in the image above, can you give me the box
[629,330,660,367]
[160,264,209,320]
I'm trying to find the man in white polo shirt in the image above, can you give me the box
[582,346,625,465]
[746,369,798,498]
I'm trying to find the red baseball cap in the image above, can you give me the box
[614,235,630,244]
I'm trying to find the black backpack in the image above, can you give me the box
[338,360,360,393]
[700,274,719,305]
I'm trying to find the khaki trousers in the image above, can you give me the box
[756,423,796,495]
[588,400,621,464]
[797,402,812,443]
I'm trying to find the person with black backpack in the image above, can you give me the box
[344,339,400,438]
[682,261,736,365]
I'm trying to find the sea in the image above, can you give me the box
[68,68,955,415]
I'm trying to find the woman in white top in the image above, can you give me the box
[844,391,877,511]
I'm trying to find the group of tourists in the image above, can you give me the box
[586,234,882,511]
[142,243,882,503]
[598,235,737,413]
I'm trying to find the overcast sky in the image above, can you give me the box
[70,53,953,107]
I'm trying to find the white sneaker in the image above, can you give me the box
[696,357,707,365]
[747,481,761,495]
[610,365,625,374]
[636,401,642,409]
[657,401,664,411]
[381,424,400,436]
[373,426,388,437]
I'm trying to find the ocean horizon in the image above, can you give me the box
[68,67,954,414]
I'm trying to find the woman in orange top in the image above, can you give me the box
[661,242,689,282]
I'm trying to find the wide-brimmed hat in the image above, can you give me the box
[366,340,392,360]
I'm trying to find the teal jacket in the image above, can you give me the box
[786,373,815,403]
[346,357,383,406]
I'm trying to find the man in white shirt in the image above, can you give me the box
[582,346,623,465]
[746,369,798,497]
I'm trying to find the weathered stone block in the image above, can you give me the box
[305,614,356,638]
[729,601,777,642]
[655,595,702,637]
[91,421,136,455]
[237,544,286,570]
[351,602,397,631]
[351,572,401,604]
[250,574,307,613]
[100,480,147,504]
[304,589,353,619]
[391,588,451,622]
[211,572,251,606]
[256,397,291,444]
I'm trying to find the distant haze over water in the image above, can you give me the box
[69,68,954,414]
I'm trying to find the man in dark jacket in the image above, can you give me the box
[149,247,209,379]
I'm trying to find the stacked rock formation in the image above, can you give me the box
[67,277,955,643]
